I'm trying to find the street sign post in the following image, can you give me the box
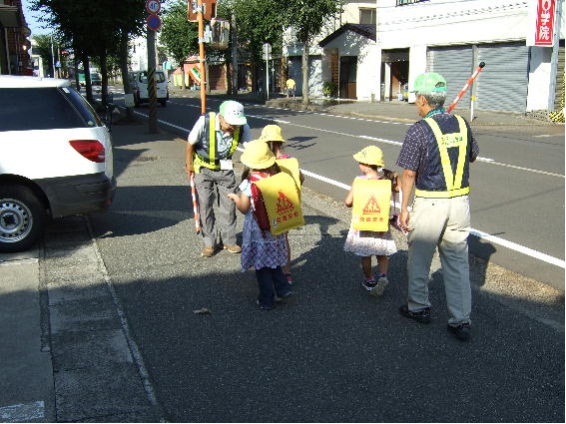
[263,43,271,100]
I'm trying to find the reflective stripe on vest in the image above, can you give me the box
[194,112,240,172]
[415,115,470,199]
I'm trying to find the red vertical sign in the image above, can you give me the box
[534,0,556,46]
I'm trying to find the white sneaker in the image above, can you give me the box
[370,276,389,297]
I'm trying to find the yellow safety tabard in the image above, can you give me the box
[352,178,391,232]
[253,172,304,236]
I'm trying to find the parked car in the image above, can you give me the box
[0,76,116,252]
[78,70,102,86]
[129,70,169,107]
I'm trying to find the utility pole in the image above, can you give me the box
[50,34,55,78]
[146,0,162,134]
[231,11,238,95]
[197,0,207,114]
[147,28,158,133]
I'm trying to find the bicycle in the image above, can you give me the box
[102,92,115,131]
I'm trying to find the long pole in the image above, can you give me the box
[50,34,55,78]
[447,62,485,113]
[189,174,201,233]
[198,0,207,114]
[147,27,158,133]
[265,57,269,100]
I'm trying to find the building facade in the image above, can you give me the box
[0,0,31,75]
[283,0,377,98]
[292,0,565,118]
[375,0,565,116]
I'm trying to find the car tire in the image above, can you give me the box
[0,184,46,253]
[160,100,167,107]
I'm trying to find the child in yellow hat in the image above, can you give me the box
[344,146,399,297]
[228,141,294,310]
[259,124,304,284]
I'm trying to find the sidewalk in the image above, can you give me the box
[0,249,55,423]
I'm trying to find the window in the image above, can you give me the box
[396,0,429,5]
[359,8,376,25]
[0,87,99,131]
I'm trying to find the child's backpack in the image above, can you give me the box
[249,173,271,232]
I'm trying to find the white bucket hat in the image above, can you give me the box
[219,100,247,126]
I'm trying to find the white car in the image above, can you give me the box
[0,76,116,252]
[129,70,169,107]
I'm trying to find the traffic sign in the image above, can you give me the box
[147,14,162,31]
[146,0,161,14]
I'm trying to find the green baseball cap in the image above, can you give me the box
[412,72,447,93]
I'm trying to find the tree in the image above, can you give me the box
[31,34,57,76]
[284,0,343,104]
[31,0,145,106]
[160,0,199,89]
[217,0,288,95]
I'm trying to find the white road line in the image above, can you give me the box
[470,229,566,268]
[0,401,44,423]
[134,112,565,269]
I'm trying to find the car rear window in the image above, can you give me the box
[138,72,166,84]
[0,86,102,132]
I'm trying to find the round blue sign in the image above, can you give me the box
[147,14,161,31]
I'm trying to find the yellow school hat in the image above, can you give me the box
[260,124,286,143]
[353,146,385,167]
[240,140,276,170]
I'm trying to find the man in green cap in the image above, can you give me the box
[396,72,479,342]
[185,101,252,257]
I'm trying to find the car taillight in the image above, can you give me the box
[69,140,105,163]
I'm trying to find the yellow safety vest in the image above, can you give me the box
[253,172,304,236]
[194,112,240,173]
[415,115,470,198]
[352,178,392,232]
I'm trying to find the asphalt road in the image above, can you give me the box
[127,94,565,291]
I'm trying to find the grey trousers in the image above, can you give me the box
[407,196,472,325]
[194,168,238,248]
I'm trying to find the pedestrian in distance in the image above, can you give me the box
[396,72,479,342]
[185,100,252,258]
[344,146,398,297]
[227,141,294,310]
[286,77,296,99]
[259,124,305,284]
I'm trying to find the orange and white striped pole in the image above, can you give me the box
[447,62,485,113]
[189,173,201,233]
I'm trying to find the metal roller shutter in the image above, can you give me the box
[476,43,529,113]
[554,44,564,111]
[427,46,474,111]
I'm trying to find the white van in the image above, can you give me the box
[129,70,169,107]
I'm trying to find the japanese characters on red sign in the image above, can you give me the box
[534,0,556,46]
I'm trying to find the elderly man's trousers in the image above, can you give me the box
[194,168,238,248]
[407,196,472,326]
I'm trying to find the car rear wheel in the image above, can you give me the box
[0,185,45,253]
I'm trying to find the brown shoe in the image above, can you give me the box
[201,246,215,258]
[223,244,242,254]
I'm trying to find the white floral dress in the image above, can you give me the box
[239,178,289,271]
